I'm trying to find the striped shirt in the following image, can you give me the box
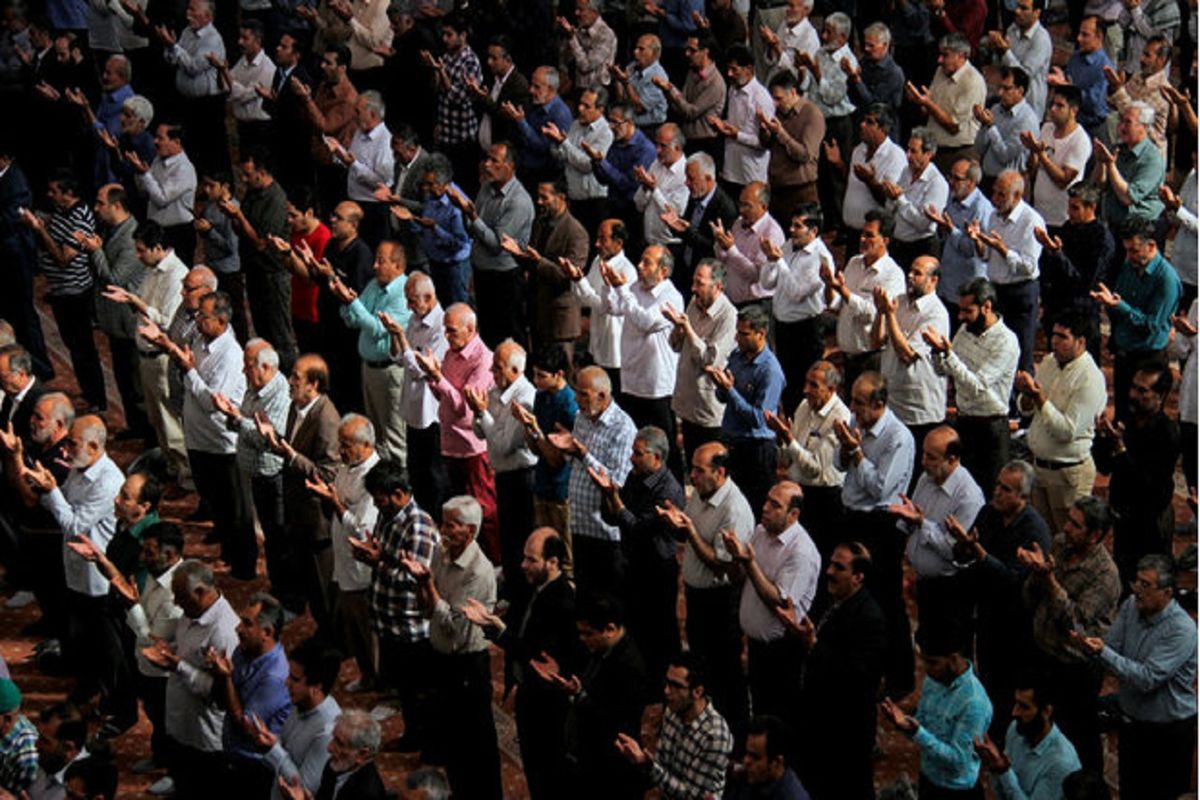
[369,498,439,641]
[567,400,638,542]
[40,201,95,296]
[649,703,734,799]
[0,716,37,792]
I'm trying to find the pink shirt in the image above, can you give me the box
[429,334,494,458]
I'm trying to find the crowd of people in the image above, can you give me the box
[0,0,1196,795]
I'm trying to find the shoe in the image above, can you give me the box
[5,591,36,609]
[132,757,160,775]
[345,677,376,693]
[148,776,176,796]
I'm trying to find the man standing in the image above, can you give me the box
[214,21,276,156]
[881,128,948,270]
[507,66,573,186]
[546,87,612,234]
[556,0,616,93]
[831,104,904,249]
[634,123,689,249]
[990,0,1052,118]
[1025,86,1092,233]
[1072,553,1198,800]
[260,641,342,800]
[328,92,394,251]
[974,68,1039,189]
[661,153,738,297]
[160,0,227,174]
[612,35,669,130]
[1105,36,1171,159]
[425,15,483,194]
[1093,103,1165,234]
[713,182,784,310]
[931,158,991,320]
[710,45,773,193]
[566,221,635,392]
[654,33,725,162]
[905,33,986,172]
[975,679,1082,800]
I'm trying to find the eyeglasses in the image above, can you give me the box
[1130,578,1163,591]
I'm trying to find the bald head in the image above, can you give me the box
[920,424,962,484]
[69,415,108,469]
[575,366,612,418]
[444,303,477,351]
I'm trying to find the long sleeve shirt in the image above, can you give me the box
[515,95,574,178]
[473,376,537,473]
[233,371,291,477]
[975,100,1040,178]
[881,292,950,426]
[429,539,496,654]
[562,18,618,91]
[720,78,773,185]
[912,665,993,790]
[1025,534,1121,665]
[717,346,785,441]
[892,162,950,243]
[933,319,1019,416]
[228,50,276,122]
[780,395,850,488]
[809,43,856,118]
[330,452,380,591]
[625,60,669,126]
[635,156,689,245]
[1169,168,1197,287]
[572,252,636,368]
[128,560,185,678]
[567,401,638,542]
[833,254,906,356]
[849,54,905,117]
[165,594,240,752]
[903,466,986,578]
[556,117,612,201]
[137,152,197,228]
[264,695,341,800]
[984,199,1044,284]
[370,499,439,641]
[670,293,737,427]
[605,278,683,398]
[1001,21,1052,118]
[346,122,393,203]
[1018,352,1106,463]
[838,408,914,511]
[648,703,733,800]
[938,188,993,304]
[416,190,472,263]
[166,22,224,98]
[1105,137,1166,228]
[427,334,494,458]
[340,274,410,362]
[1108,253,1182,353]
[344,0,392,71]
[41,454,124,596]
[397,305,447,429]
[1100,598,1198,723]
[223,643,291,759]
[468,178,534,273]
[182,328,247,455]
[761,237,832,322]
[667,64,725,142]
[1064,47,1113,130]
[991,721,1080,800]
[435,46,483,146]
[594,129,657,208]
[716,212,786,304]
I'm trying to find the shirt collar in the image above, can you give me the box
[499,375,530,405]
[349,451,381,477]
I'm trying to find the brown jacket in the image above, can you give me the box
[764,97,825,187]
[282,393,341,543]
[531,210,589,341]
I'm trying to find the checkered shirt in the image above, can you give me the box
[649,703,734,799]
[0,715,37,792]
[369,498,440,642]
[567,401,637,542]
[436,47,483,146]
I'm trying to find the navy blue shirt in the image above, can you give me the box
[717,346,786,441]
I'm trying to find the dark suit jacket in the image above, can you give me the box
[531,210,589,341]
[568,633,649,796]
[500,574,576,686]
[672,186,738,280]
[313,761,386,800]
[3,377,47,450]
[0,162,35,265]
[282,394,340,542]
[474,68,532,148]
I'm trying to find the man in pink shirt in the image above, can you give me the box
[411,303,500,562]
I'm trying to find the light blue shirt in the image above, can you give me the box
[567,401,638,542]
[347,122,394,203]
[417,190,472,264]
[903,465,986,578]
[838,407,914,511]
[992,721,1081,800]
[1001,22,1052,118]
[627,61,669,126]
[182,328,247,455]
[340,274,411,362]
[939,188,993,304]
[42,454,124,597]
[1100,597,1198,723]
[913,662,993,790]
[976,100,1040,178]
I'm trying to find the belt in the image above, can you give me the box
[365,359,393,369]
[137,349,166,359]
[1034,457,1084,471]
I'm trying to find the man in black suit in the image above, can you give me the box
[0,345,47,447]
[262,32,316,197]
[662,151,738,303]
[280,709,386,800]
[0,150,50,379]
[776,541,886,800]
[462,527,576,800]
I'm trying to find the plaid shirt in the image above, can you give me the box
[567,401,637,542]
[0,715,37,792]
[369,498,440,641]
[649,703,733,799]
[436,46,483,146]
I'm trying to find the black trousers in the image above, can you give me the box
[516,685,569,800]
[406,423,449,522]
[215,270,249,345]
[475,269,526,349]
[0,257,51,378]
[378,635,433,744]
[747,636,805,733]
[685,584,748,745]
[163,223,197,266]
[680,419,722,471]
[573,535,625,599]
[137,672,170,764]
[842,350,882,401]
[918,774,984,799]
[252,472,295,606]
[496,467,535,608]
[907,420,943,492]
[955,414,1009,496]
[245,268,297,372]
[430,650,503,800]
[49,292,106,410]
[65,591,109,703]
[181,94,230,176]
[188,450,251,576]
[775,316,826,415]
[799,484,844,564]
[726,438,778,518]
[623,551,680,682]
[620,393,682,482]
[847,508,914,698]
[108,334,150,434]
[995,279,1039,375]
[1118,715,1198,800]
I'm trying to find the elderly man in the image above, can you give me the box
[654,33,725,162]
[0,346,47,449]
[507,66,573,186]
[333,92,394,249]
[408,304,499,563]
[1073,553,1198,800]
[304,710,385,799]
[1015,312,1106,532]
[714,182,785,309]
[667,259,736,463]
[0,679,38,794]
[762,71,823,221]
[804,12,857,224]
[974,67,1039,190]
[129,123,197,263]
[1105,35,1171,159]
[661,153,738,297]
[835,372,915,697]
[545,366,637,595]
[547,86,612,233]
[328,240,410,463]
[926,277,1019,493]
[452,143,534,346]
[611,35,668,130]
[1093,102,1165,234]
[760,0,819,78]
[160,0,227,174]
[846,23,904,120]
[905,32,986,173]
[588,103,656,226]
[1020,496,1120,771]
[882,128,949,269]
[933,158,992,321]
[724,480,820,730]
[712,45,773,192]
[556,0,618,93]
[1025,86,1092,233]
[305,414,381,691]
[568,220,637,392]
[466,340,536,603]
[634,124,688,248]
[402,496,501,799]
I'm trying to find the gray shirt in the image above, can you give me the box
[234,371,291,476]
[166,594,240,751]
[182,328,247,455]
[265,694,342,800]
[429,539,496,654]
[681,479,756,589]
[468,178,534,273]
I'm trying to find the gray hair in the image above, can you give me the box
[424,152,454,185]
[189,266,219,291]
[909,127,938,155]
[636,426,669,460]
[577,365,612,396]
[443,495,483,532]
[998,169,1025,194]
[107,54,132,83]
[536,65,560,92]
[78,416,108,450]
[1001,459,1035,498]
[498,339,527,372]
[445,302,476,329]
[335,709,382,756]
[940,32,971,55]
[38,392,76,429]
[405,767,450,800]
[954,157,983,184]
[0,319,13,347]
[192,0,214,16]
[696,257,726,286]
[361,90,386,120]
[123,95,155,125]
[246,338,279,370]
[641,34,662,55]
[810,359,842,389]
[863,21,891,47]
[1125,100,1156,126]
[657,122,686,150]
[1137,553,1177,589]
[247,592,284,639]
[0,344,31,377]
[407,270,435,297]
[174,559,217,593]
[686,151,716,179]
[825,12,852,38]
[339,413,376,446]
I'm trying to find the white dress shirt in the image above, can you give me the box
[809,43,857,118]
[985,199,1044,284]
[331,451,381,591]
[767,17,820,76]
[398,304,449,429]
[128,560,185,678]
[138,152,197,227]
[572,251,637,369]
[474,375,538,472]
[227,49,276,122]
[716,212,786,304]
[635,156,689,245]
[780,394,850,487]
[671,292,738,427]
[605,278,684,398]
[934,319,1020,416]
[903,465,986,578]
[681,478,756,589]
[892,162,950,243]
[347,121,395,203]
[881,292,950,426]
[166,21,224,98]
[760,236,833,322]
[721,78,774,185]
[842,137,906,230]
[833,253,906,355]
[1001,21,1053,117]
[1018,351,1107,463]
[739,521,821,641]
[136,252,189,342]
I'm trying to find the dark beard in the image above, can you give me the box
[1016,715,1045,743]
[966,315,987,335]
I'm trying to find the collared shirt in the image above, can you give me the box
[636,156,688,245]
[0,716,37,792]
[468,178,535,273]
[200,198,240,275]
[347,121,394,203]
[264,695,341,800]
[976,100,1040,177]
[533,385,578,500]
[331,452,381,591]
[718,346,785,441]
[761,237,833,322]
[1019,352,1106,463]
[167,21,225,98]
[474,375,537,472]
[573,252,637,368]
[716,212,786,303]
[721,78,774,185]
[833,254,906,355]
[766,98,823,188]
[939,188,993,303]
[739,522,821,641]
[669,63,726,142]
[649,703,734,799]
[370,498,439,641]
[934,319,1019,416]
[626,60,669,126]
[1110,69,1172,160]
[224,642,291,759]
[183,328,247,455]
[39,201,95,297]
[992,721,1080,800]
[1109,253,1182,353]
[671,293,737,427]
[1031,122,1091,226]
[515,95,574,177]
[912,664,993,790]
[839,408,914,511]
[843,138,906,230]
[228,49,276,122]
[430,539,496,654]
[1001,21,1052,117]
[42,454,124,596]
[681,478,756,588]
[341,274,410,362]
[893,162,950,243]
[1169,168,1197,287]
[563,17,618,90]
[166,594,240,751]
[344,0,392,71]
[128,560,185,678]
[594,129,657,206]
[1025,534,1121,664]
[903,466,986,578]
[605,278,683,398]
[436,46,483,146]
[138,151,197,228]
[809,43,856,118]
[567,401,638,542]
[397,306,448,428]
[780,395,850,487]
[557,117,612,200]
[882,292,949,425]
[985,199,1044,284]
[767,17,819,75]
[1064,47,1113,130]
[1106,137,1166,227]
[417,190,472,263]
[927,62,987,148]
[234,371,290,476]
[1100,598,1198,723]
[427,335,493,458]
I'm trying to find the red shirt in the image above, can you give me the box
[290,223,332,323]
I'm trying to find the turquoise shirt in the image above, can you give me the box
[992,721,1080,800]
[1110,252,1181,353]
[913,662,993,790]
[1105,137,1166,227]
[340,273,411,362]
